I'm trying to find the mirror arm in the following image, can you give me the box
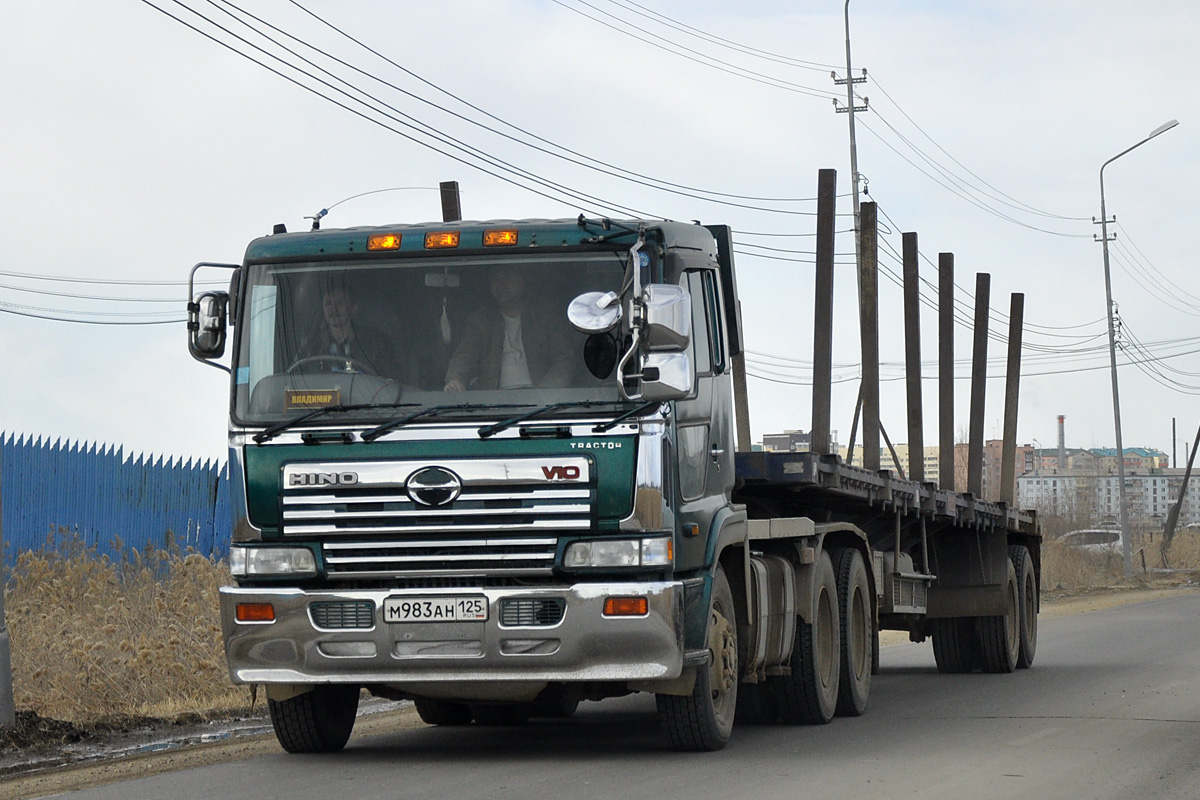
[616,327,643,401]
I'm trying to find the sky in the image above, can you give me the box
[2,0,1198,464]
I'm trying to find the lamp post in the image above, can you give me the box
[1096,119,1179,580]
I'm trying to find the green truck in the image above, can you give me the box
[188,215,1039,753]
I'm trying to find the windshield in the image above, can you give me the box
[233,251,628,425]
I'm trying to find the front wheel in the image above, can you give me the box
[657,565,738,751]
[268,685,359,753]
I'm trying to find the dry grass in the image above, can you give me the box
[1040,525,1200,594]
[4,531,251,725]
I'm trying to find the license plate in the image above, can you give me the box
[383,596,489,623]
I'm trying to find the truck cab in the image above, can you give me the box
[190,218,750,750]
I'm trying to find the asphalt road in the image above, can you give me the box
[57,592,1200,800]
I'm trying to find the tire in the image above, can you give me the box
[977,558,1020,674]
[414,697,473,726]
[268,685,359,753]
[931,617,978,674]
[469,703,532,726]
[1010,545,1038,669]
[833,548,872,717]
[774,551,840,725]
[657,565,739,751]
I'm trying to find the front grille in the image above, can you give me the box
[500,598,566,627]
[322,536,558,579]
[281,457,594,581]
[310,600,375,629]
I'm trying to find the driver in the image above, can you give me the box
[298,284,418,384]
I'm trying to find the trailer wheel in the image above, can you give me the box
[657,565,738,751]
[469,703,532,726]
[834,548,872,717]
[931,618,978,674]
[977,558,1020,674]
[414,697,473,726]
[775,551,840,724]
[268,685,359,753]
[1009,545,1038,669]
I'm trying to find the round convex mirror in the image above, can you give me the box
[567,291,622,334]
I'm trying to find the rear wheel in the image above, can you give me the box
[977,558,1020,674]
[774,551,840,724]
[414,697,473,726]
[657,565,739,751]
[1010,545,1038,669]
[834,548,873,717]
[268,685,359,753]
[931,617,978,674]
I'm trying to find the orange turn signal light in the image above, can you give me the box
[236,603,276,623]
[603,597,648,617]
[425,231,460,249]
[483,229,519,246]
[367,233,402,250]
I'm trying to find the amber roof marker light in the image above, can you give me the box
[425,231,461,249]
[367,233,402,251]
[483,229,519,247]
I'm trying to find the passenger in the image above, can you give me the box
[443,266,572,391]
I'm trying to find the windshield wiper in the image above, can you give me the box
[477,400,647,439]
[361,403,534,443]
[591,400,660,433]
[253,403,419,445]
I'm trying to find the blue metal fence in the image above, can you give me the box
[0,433,230,566]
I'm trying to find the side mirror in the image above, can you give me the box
[568,290,622,334]
[642,284,690,351]
[637,352,694,401]
[189,291,229,360]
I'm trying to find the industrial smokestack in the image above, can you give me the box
[1057,415,1067,469]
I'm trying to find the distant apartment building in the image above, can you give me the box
[1017,467,1200,529]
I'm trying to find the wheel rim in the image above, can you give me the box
[816,586,836,687]
[848,583,869,680]
[1006,574,1020,660]
[1023,569,1037,642]
[709,603,738,721]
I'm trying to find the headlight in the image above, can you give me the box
[230,545,317,577]
[563,537,673,569]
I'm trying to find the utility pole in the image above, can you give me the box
[833,0,868,260]
[834,0,870,468]
[1095,119,1179,580]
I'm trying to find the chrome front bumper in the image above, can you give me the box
[219,582,685,687]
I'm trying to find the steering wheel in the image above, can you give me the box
[286,354,375,376]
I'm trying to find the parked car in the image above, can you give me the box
[1061,528,1123,554]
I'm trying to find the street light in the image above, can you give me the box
[1096,119,1179,580]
